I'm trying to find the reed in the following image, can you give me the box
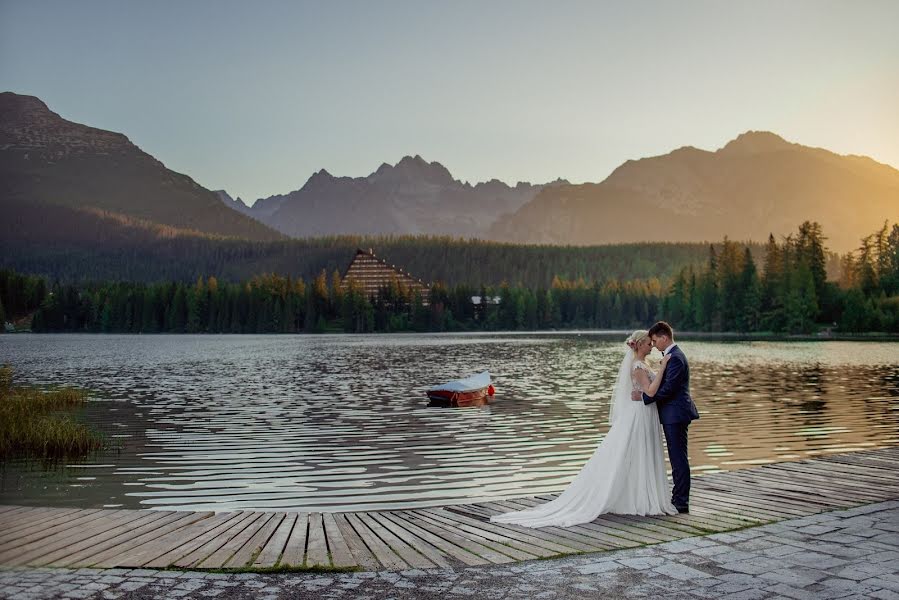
[0,365,105,461]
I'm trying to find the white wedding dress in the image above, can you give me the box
[490,350,677,528]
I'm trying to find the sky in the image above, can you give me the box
[2,1,898,204]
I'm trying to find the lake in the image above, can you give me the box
[1,333,897,512]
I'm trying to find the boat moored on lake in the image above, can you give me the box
[427,370,495,407]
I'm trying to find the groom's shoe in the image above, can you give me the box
[675,505,689,514]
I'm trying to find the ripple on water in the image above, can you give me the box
[0,333,896,511]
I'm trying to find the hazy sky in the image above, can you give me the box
[2,1,898,203]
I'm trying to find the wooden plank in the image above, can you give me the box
[831,453,899,471]
[537,496,703,547]
[197,513,274,569]
[322,513,357,569]
[279,512,309,568]
[0,506,38,521]
[0,507,73,538]
[685,504,764,527]
[460,502,607,552]
[0,505,27,515]
[439,506,595,554]
[774,461,899,489]
[425,507,582,555]
[419,509,582,557]
[252,513,298,568]
[30,511,177,568]
[494,499,618,550]
[759,466,896,502]
[701,477,820,511]
[305,513,330,568]
[398,510,538,563]
[712,475,851,510]
[224,513,285,569]
[357,512,435,569]
[106,512,242,568]
[0,509,109,553]
[665,508,755,531]
[799,459,899,485]
[63,512,213,569]
[696,480,809,514]
[762,461,895,491]
[333,513,379,570]
[610,514,708,538]
[689,490,803,522]
[173,512,262,569]
[367,512,452,568]
[690,489,806,519]
[377,511,488,567]
[820,455,899,478]
[344,513,408,570]
[0,508,99,546]
[393,511,516,565]
[0,510,143,566]
[0,447,896,573]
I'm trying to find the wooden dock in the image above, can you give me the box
[2,447,898,572]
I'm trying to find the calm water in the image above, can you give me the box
[1,333,897,512]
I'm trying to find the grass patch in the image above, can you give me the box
[0,365,106,461]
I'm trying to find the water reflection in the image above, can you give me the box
[0,334,897,512]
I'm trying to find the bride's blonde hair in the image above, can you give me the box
[625,329,648,352]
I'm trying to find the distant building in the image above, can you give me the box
[343,248,431,306]
[471,295,501,320]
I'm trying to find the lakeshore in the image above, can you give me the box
[2,499,897,599]
[1,447,898,572]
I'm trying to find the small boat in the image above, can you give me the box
[427,370,495,407]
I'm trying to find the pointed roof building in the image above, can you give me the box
[342,248,431,306]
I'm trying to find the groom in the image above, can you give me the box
[631,321,700,513]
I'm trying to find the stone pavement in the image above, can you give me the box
[1,500,898,600]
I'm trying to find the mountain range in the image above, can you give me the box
[215,158,566,238]
[488,131,899,252]
[0,92,282,241]
[1,91,896,254]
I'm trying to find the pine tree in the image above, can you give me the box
[840,288,870,332]
[761,234,784,330]
[796,221,827,301]
[717,238,743,331]
[737,248,762,332]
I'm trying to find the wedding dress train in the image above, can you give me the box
[490,350,677,528]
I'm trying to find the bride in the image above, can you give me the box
[490,330,677,528]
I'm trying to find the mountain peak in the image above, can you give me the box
[0,90,132,155]
[719,131,794,155]
[0,92,52,118]
[370,154,456,185]
[396,154,427,166]
[303,168,335,189]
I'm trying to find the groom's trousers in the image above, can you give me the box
[663,422,691,508]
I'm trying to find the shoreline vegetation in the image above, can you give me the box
[0,366,105,462]
[1,329,897,341]
[1,220,897,336]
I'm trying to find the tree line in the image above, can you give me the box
[0,200,726,287]
[2,221,897,334]
[662,221,898,333]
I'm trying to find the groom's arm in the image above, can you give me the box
[642,355,685,405]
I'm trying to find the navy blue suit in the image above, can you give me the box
[642,344,699,508]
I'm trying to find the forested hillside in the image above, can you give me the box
[0,200,719,287]
[4,222,896,335]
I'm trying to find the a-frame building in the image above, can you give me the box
[342,248,431,306]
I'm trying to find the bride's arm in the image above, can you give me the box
[642,355,672,398]
[631,367,652,401]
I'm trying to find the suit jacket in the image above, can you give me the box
[642,345,700,425]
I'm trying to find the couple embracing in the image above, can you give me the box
[492,321,700,528]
